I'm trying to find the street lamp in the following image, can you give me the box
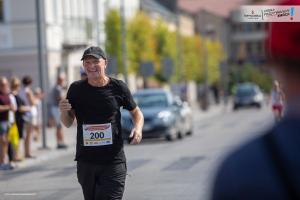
[35,0,48,149]
[175,0,182,83]
[202,24,215,110]
[120,0,128,84]
[93,0,100,46]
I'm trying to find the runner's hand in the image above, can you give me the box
[129,128,142,145]
[59,99,72,113]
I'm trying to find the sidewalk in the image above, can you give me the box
[15,125,77,169]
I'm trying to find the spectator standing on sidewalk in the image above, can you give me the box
[18,76,36,158]
[8,80,18,163]
[32,87,44,141]
[10,77,29,161]
[50,75,68,149]
[211,0,300,199]
[0,77,15,170]
[59,46,144,200]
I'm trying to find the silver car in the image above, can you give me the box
[121,89,184,141]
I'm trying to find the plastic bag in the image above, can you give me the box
[8,123,19,148]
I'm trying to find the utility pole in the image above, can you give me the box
[175,0,182,83]
[35,0,48,149]
[94,0,100,46]
[120,0,128,83]
[202,23,215,110]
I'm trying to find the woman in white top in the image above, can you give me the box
[270,80,285,121]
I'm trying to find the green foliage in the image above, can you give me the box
[104,10,227,84]
[127,12,156,74]
[153,20,177,82]
[181,35,203,81]
[230,63,273,92]
[104,9,122,73]
[205,38,225,84]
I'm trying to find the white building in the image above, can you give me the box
[0,0,139,92]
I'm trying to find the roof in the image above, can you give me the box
[141,0,176,22]
[178,0,246,17]
[178,0,280,18]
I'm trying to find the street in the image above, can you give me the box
[0,107,273,200]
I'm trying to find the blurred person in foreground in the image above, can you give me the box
[271,80,285,121]
[51,75,68,149]
[59,46,144,200]
[0,77,15,170]
[211,0,300,199]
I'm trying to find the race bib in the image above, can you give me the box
[82,123,113,146]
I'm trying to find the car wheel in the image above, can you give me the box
[186,129,193,136]
[177,132,183,139]
[166,134,173,141]
[166,130,177,141]
[233,105,239,111]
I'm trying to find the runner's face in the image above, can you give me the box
[83,56,106,79]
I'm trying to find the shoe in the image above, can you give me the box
[57,144,68,149]
[7,163,15,170]
[25,155,36,159]
[0,163,14,170]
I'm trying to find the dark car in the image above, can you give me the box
[233,83,264,110]
[121,89,183,141]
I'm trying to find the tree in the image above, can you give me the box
[104,9,122,73]
[205,38,225,84]
[127,12,156,74]
[181,35,203,81]
[229,63,273,93]
[153,19,177,82]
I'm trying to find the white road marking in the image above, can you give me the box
[4,193,37,196]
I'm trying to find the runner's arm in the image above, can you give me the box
[59,99,75,128]
[130,106,144,132]
[61,110,75,128]
[129,106,144,144]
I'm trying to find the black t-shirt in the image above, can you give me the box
[14,94,26,123]
[66,78,136,164]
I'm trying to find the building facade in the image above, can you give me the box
[0,0,139,92]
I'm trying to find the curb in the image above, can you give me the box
[14,143,76,169]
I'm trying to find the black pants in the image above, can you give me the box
[8,143,13,162]
[77,161,127,200]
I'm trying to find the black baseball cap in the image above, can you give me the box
[81,46,107,61]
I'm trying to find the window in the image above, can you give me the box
[0,0,3,22]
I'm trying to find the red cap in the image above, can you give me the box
[268,0,300,61]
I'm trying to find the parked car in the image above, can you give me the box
[233,83,264,110]
[121,89,185,141]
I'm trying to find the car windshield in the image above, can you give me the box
[134,93,168,108]
[236,85,256,97]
